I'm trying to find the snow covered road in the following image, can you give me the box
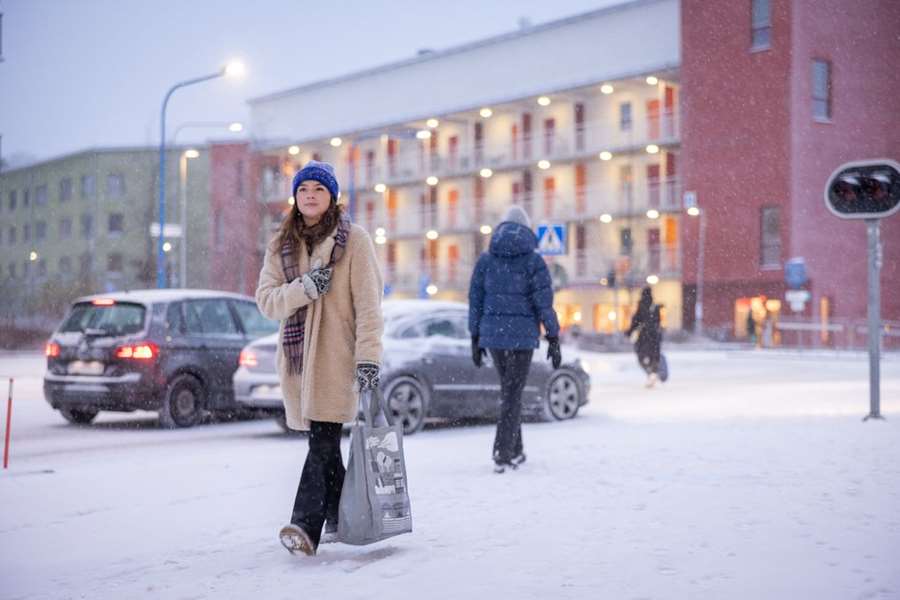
[1,349,899,600]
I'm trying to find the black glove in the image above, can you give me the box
[546,336,562,369]
[471,336,486,368]
[301,266,333,299]
[356,362,380,391]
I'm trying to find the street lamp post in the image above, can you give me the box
[156,61,244,288]
[688,206,706,336]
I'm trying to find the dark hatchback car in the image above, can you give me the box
[43,289,278,428]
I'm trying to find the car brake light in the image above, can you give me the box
[45,342,60,357]
[92,298,115,306]
[239,349,258,367]
[115,342,158,360]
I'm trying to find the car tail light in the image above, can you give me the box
[45,342,60,357]
[239,349,258,368]
[115,342,158,360]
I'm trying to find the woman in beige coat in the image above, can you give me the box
[255,160,383,557]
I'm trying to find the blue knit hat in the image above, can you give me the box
[292,160,340,201]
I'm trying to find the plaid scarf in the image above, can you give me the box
[280,212,351,375]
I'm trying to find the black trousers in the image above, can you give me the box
[291,421,345,547]
[489,349,534,463]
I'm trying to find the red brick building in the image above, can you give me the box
[681,0,900,342]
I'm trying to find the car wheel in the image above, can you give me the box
[383,376,429,435]
[159,374,205,429]
[59,407,99,425]
[541,371,582,421]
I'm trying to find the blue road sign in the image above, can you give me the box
[536,223,566,256]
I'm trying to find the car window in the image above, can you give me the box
[397,321,424,339]
[165,302,184,335]
[185,299,238,335]
[424,317,467,339]
[232,301,278,338]
[60,302,146,336]
[183,302,204,334]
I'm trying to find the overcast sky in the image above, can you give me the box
[0,0,626,166]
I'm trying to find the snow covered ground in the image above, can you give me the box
[1,349,899,600]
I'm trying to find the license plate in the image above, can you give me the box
[68,360,105,375]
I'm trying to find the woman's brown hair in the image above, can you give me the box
[273,199,344,255]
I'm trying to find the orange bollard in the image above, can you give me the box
[3,378,12,469]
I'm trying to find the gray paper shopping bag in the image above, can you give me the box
[337,388,412,545]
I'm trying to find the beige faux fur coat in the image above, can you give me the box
[255,223,383,430]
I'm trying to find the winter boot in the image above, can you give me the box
[493,460,518,474]
[511,452,527,467]
[279,523,316,556]
[320,520,339,545]
[645,372,658,388]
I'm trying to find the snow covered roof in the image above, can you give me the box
[249,0,679,147]
[74,289,255,305]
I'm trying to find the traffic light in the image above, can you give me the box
[824,159,900,220]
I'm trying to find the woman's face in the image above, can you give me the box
[295,179,331,224]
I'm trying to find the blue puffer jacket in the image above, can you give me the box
[468,221,561,349]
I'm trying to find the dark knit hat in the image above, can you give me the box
[292,160,340,201]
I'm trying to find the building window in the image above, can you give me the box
[59,218,73,240]
[620,227,633,256]
[59,256,73,278]
[107,253,124,274]
[35,221,47,242]
[235,160,244,198]
[59,178,73,202]
[760,206,781,268]
[81,175,96,199]
[106,174,125,198]
[37,259,47,279]
[619,102,632,131]
[8,263,16,279]
[214,210,224,250]
[79,253,93,276]
[80,214,94,239]
[751,0,771,50]
[7,226,15,245]
[23,223,30,242]
[108,213,125,235]
[35,185,48,206]
[23,189,29,207]
[8,190,16,211]
[812,59,831,121]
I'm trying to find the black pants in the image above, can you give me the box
[291,421,345,547]
[489,349,534,464]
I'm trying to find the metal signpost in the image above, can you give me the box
[823,159,900,421]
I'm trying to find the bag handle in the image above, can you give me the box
[357,388,387,428]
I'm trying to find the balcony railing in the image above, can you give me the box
[565,244,681,285]
[334,111,681,190]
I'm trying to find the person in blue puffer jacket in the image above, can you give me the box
[468,205,561,473]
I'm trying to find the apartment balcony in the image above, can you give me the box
[343,110,681,190]
[362,207,503,239]
[568,244,681,286]
[383,260,476,294]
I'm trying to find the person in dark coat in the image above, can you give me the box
[625,286,663,387]
[468,205,561,473]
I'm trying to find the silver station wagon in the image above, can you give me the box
[233,300,591,435]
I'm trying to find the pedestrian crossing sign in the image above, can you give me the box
[536,223,566,256]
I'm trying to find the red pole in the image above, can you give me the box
[3,378,12,469]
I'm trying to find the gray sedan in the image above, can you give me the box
[233,300,591,435]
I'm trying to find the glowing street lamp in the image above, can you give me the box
[157,59,245,287]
